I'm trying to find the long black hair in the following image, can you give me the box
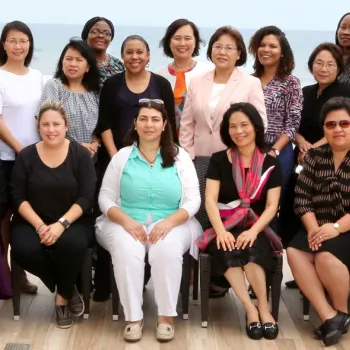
[124,101,178,167]
[220,102,266,151]
[0,21,34,67]
[54,38,100,93]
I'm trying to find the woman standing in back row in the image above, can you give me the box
[249,26,303,191]
[81,16,124,86]
[336,12,350,87]
[0,21,44,294]
[156,19,213,136]
[179,26,267,161]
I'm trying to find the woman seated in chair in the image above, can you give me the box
[95,99,202,342]
[287,97,350,347]
[10,101,97,329]
[196,102,282,340]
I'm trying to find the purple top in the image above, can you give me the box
[263,75,303,145]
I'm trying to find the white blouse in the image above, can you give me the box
[0,68,43,160]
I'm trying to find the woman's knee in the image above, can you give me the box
[315,252,346,271]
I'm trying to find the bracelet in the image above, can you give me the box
[35,223,45,233]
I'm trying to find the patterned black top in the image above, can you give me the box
[339,62,350,88]
[294,144,350,224]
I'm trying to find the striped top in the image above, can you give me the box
[294,145,350,224]
[263,75,303,145]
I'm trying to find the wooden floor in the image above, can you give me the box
[0,257,349,350]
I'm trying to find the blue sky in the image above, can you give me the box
[1,0,349,31]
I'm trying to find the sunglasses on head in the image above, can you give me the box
[138,98,164,106]
[324,120,350,130]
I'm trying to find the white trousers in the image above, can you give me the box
[96,219,192,321]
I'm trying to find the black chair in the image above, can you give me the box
[109,250,191,321]
[11,248,93,320]
[194,156,283,327]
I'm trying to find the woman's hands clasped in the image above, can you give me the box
[308,224,339,251]
[39,222,65,246]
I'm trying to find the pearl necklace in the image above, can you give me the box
[171,60,196,72]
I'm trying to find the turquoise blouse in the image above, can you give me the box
[120,147,182,223]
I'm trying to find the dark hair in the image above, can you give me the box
[307,42,344,77]
[249,26,295,80]
[335,13,350,45]
[207,26,247,66]
[121,35,150,56]
[81,16,114,41]
[124,101,178,167]
[220,102,266,150]
[159,19,204,58]
[320,96,350,126]
[54,39,100,93]
[0,21,34,67]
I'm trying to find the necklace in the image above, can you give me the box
[171,59,195,72]
[137,147,158,168]
[97,53,108,66]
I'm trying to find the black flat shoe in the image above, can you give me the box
[285,280,298,289]
[246,321,263,340]
[322,311,350,346]
[314,324,325,340]
[209,287,228,299]
[262,322,279,340]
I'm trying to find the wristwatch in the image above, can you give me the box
[271,148,280,156]
[58,217,70,230]
[333,222,341,234]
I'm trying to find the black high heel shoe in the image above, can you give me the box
[322,311,350,346]
[262,322,279,340]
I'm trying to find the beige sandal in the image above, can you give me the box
[124,321,143,341]
[156,323,175,341]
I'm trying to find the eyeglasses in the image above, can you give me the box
[89,29,112,37]
[324,120,350,130]
[313,61,337,70]
[6,39,30,46]
[138,98,164,105]
[212,44,238,54]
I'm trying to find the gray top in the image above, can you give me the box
[39,78,99,143]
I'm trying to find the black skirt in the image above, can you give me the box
[289,227,350,269]
[206,226,277,288]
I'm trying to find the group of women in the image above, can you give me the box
[0,11,349,346]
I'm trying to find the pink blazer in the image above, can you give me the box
[179,68,267,159]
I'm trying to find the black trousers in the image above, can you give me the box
[10,216,94,300]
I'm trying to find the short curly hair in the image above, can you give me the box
[249,26,295,80]
[159,19,204,58]
[207,26,247,66]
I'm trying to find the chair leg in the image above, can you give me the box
[200,253,211,328]
[10,253,21,321]
[303,295,310,321]
[82,249,92,319]
[110,258,119,321]
[271,255,283,322]
[181,251,190,320]
[192,257,199,301]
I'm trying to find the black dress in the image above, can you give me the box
[289,146,350,268]
[205,151,282,287]
[279,81,350,247]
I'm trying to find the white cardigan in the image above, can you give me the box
[95,145,203,259]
